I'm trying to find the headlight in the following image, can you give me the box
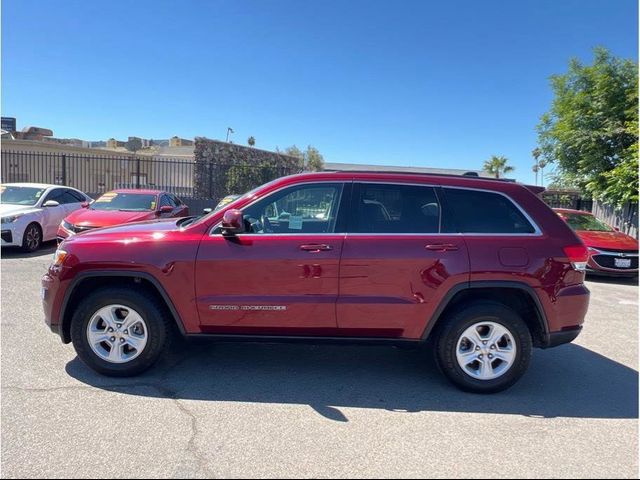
[1,215,20,224]
[61,220,74,232]
[52,249,68,267]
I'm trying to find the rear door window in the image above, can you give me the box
[350,183,441,234]
[443,188,536,234]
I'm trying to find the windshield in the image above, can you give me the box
[214,195,241,212]
[90,192,157,211]
[182,183,273,228]
[563,212,613,232]
[0,186,47,206]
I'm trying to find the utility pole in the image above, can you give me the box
[226,127,234,143]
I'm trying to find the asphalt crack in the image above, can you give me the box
[3,344,216,478]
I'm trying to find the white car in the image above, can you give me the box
[1,183,93,252]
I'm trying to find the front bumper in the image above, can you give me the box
[587,249,639,277]
[56,225,72,243]
[1,226,21,247]
[42,271,69,343]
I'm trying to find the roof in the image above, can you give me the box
[2,182,63,189]
[263,171,539,195]
[324,162,491,177]
[105,188,165,195]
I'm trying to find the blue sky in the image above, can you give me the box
[2,0,637,184]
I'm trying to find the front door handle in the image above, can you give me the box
[300,244,333,252]
[425,243,459,252]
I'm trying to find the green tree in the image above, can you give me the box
[247,136,256,147]
[536,47,638,207]
[283,145,304,160]
[483,155,514,178]
[304,146,324,172]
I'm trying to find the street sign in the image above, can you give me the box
[1,117,16,132]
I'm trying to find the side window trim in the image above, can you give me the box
[442,186,542,236]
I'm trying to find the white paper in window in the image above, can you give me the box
[289,215,303,230]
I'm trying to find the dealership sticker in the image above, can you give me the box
[289,215,303,230]
[96,193,118,203]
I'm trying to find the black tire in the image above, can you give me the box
[21,222,42,252]
[434,302,532,394]
[70,287,173,377]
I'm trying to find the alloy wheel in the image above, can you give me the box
[455,321,517,380]
[25,225,40,251]
[86,305,149,364]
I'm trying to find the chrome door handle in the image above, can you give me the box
[425,243,459,252]
[300,244,333,252]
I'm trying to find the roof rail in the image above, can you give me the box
[325,170,516,182]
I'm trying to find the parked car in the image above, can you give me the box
[1,183,92,252]
[554,208,638,277]
[57,189,189,241]
[43,172,590,393]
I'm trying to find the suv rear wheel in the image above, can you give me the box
[434,302,532,393]
[70,287,172,376]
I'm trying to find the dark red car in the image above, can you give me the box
[57,189,189,241]
[554,208,638,277]
[43,172,590,393]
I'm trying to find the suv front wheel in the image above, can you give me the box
[434,302,532,393]
[70,287,172,376]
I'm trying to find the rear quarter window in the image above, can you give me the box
[443,188,536,234]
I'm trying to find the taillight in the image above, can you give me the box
[563,245,589,271]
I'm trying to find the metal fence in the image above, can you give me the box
[1,150,302,208]
[541,189,593,212]
[592,200,639,239]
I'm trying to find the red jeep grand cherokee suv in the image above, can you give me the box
[42,172,590,393]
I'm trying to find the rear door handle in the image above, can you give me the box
[425,243,459,252]
[300,244,333,252]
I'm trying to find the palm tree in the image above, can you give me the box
[247,136,256,147]
[483,155,515,179]
[531,148,547,187]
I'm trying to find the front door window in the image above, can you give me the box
[240,183,343,234]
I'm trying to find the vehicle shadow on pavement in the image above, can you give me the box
[0,242,57,259]
[66,341,638,422]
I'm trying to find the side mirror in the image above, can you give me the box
[221,209,245,235]
[157,205,173,215]
[43,200,60,208]
[614,226,621,232]
[81,201,90,208]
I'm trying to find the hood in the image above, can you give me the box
[0,203,40,217]
[62,217,181,244]
[577,230,639,251]
[65,208,155,228]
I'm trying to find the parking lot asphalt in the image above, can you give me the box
[1,242,638,478]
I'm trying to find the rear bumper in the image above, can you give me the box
[542,326,582,348]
